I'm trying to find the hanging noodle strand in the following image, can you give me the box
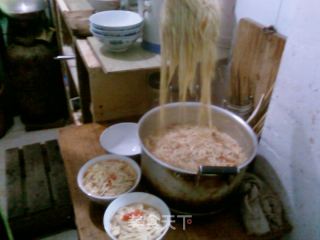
[160,0,221,114]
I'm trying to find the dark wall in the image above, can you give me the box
[0,10,13,137]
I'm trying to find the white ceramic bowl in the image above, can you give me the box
[91,30,141,41]
[90,24,142,37]
[100,123,141,156]
[77,154,141,204]
[103,192,171,240]
[91,21,143,32]
[91,30,141,52]
[89,10,143,30]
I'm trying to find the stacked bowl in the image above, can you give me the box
[89,10,144,52]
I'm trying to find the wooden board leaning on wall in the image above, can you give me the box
[228,18,286,136]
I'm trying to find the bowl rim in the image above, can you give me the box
[91,22,143,32]
[90,25,142,37]
[99,122,141,156]
[103,192,171,240]
[89,10,143,29]
[91,30,141,41]
[77,154,141,201]
[138,102,258,175]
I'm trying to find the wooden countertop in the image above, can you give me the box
[55,0,120,38]
[87,37,161,74]
[58,123,285,240]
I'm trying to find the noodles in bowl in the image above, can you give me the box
[110,203,165,239]
[104,192,171,240]
[83,160,137,197]
[77,155,141,204]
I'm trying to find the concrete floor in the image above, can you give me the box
[0,117,77,240]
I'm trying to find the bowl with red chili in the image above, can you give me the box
[77,154,141,204]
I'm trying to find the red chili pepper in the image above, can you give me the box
[122,209,144,221]
[110,173,117,180]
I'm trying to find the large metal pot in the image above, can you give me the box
[138,102,258,214]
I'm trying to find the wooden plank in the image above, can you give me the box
[64,0,93,12]
[56,0,93,37]
[88,37,161,73]
[44,140,71,206]
[56,0,70,12]
[58,123,290,240]
[62,45,77,68]
[63,11,93,37]
[89,70,153,121]
[62,45,79,93]
[88,0,120,11]
[76,39,103,122]
[5,148,25,218]
[22,143,52,213]
[228,18,286,106]
[80,38,157,121]
[76,39,101,69]
[55,0,70,51]
[58,124,107,240]
[75,42,93,123]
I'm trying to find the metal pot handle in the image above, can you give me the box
[54,55,75,60]
[198,97,264,176]
[198,165,239,176]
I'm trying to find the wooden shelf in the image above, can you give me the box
[87,37,161,73]
[53,0,95,123]
[53,0,161,123]
[76,38,160,122]
[63,0,92,11]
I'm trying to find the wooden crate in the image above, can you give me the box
[76,38,161,122]
[5,140,74,239]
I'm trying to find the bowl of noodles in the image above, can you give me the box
[77,154,141,204]
[103,192,171,240]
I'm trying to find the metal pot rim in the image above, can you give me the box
[0,0,47,16]
[138,102,258,175]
